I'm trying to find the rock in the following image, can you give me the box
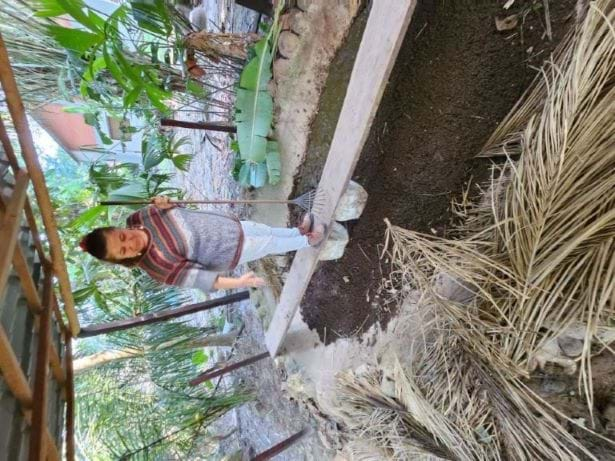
[495,14,518,32]
[435,273,475,304]
[290,10,310,36]
[318,222,349,261]
[539,377,567,395]
[273,57,292,81]
[296,0,312,11]
[557,336,584,358]
[380,374,396,398]
[189,6,208,31]
[284,372,312,399]
[278,12,293,31]
[529,338,577,375]
[278,31,301,59]
[334,180,368,221]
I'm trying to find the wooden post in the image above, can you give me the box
[251,427,312,461]
[29,277,53,461]
[236,0,273,16]
[0,169,29,301]
[12,243,43,312]
[64,331,75,461]
[0,324,33,408]
[79,291,250,337]
[0,33,80,337]
[0,118,48,264]
[265,0,418,357]
[189,351,269,386]
[161,118,237,133]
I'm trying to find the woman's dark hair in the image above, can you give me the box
[80,227,141,267]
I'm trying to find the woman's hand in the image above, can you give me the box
[151,196,174,210]
[213,272,266,290]
[238,271,266,288]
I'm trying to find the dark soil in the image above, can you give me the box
[529,351,615,460]
[294,0,578,342]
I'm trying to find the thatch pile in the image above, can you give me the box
[332,1,615,459]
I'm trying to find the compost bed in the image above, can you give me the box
[293,0,577,343]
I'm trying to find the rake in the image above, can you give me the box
[100,189,321,212]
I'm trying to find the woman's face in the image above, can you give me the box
[104,228,149,260]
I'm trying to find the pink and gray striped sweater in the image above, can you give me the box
[126,206,244,291]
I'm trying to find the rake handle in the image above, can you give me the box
[99,199,294,206]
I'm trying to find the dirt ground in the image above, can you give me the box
[295,0,579,343]
[526,350,615,460]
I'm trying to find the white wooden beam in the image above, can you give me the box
[265,0,418,356]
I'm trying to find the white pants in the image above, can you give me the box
[238,221,309,264]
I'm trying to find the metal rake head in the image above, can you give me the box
[289,189,328,215]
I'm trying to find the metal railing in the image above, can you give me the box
[0,32,78,461]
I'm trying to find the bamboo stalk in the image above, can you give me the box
[0,118,48,265]
[0,169,29,302]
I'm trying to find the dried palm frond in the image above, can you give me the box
[334,0,615,459]
[0,1,78,106]
[392,0,615,405]
[333,330,597,460]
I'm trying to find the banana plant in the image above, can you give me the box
[233,2,284,188]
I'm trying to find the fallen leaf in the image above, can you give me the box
[495,14,518,32]
[503,0,515,9]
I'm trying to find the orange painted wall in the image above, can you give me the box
[33,104,97,152]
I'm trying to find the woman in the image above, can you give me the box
[79,196,326,291]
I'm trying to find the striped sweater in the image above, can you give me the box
[126,206,244,291]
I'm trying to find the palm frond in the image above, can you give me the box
[334,0,615,459]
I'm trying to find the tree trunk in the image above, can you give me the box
[156,329,239,351]
[73,349,141,372]
[73,331,240,373]
[160,118,237,133]
[184,31,260,61]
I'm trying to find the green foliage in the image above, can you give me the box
[191,349,208,365]
[266,141,281,185]
[46,25,102,53]
[142,131,192,172]
[186,79,206,98]
[38,0,182,115]
[74,276,251,460]
[129,0,173,37]
[233,2,284,188]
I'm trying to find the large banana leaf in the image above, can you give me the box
[233,1,284,187]
[235,87,272,163]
